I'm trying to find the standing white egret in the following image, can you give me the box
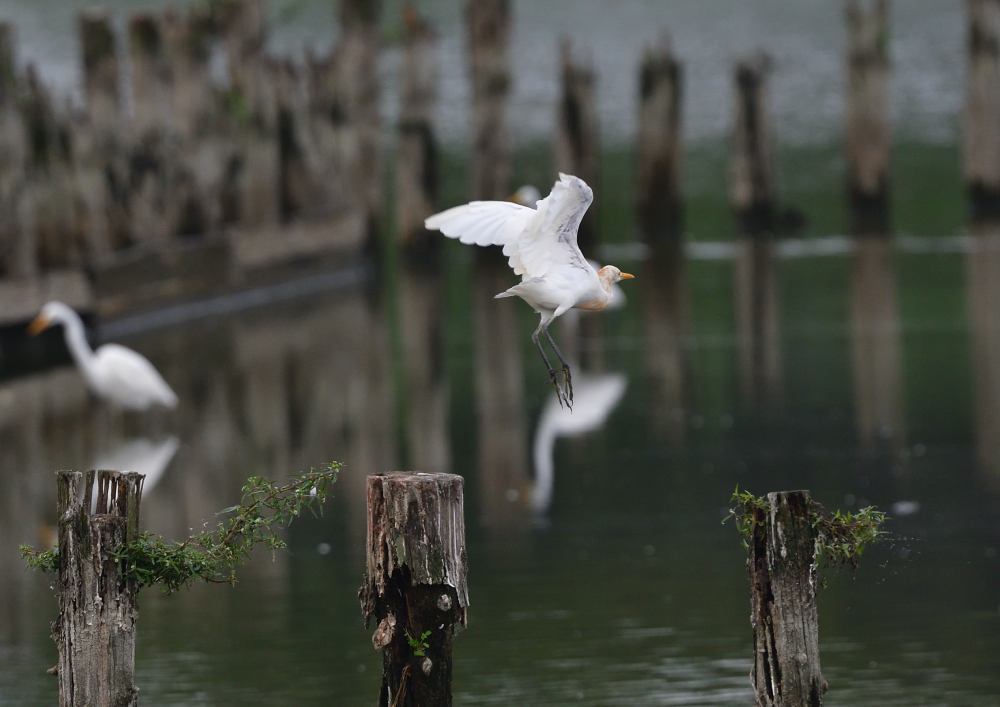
[425,173,634,408]
[28,301,179,411]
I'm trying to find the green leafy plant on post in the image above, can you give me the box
[405,629,432,658]
[20,462,342,593]
[723,485,888,572]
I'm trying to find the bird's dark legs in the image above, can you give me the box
[543,325,574,406]
[532,330,569,408]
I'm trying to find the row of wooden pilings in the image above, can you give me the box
[50,469,824,706]
[0,0,379,281]
[3,0,1000,285]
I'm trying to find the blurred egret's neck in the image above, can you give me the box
[60,311,96,376]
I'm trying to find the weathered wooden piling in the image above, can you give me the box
[54,470,145,707]
[466,0,511,200]
[361,472,468,706]
[964,0,1000,218]
[396,4,439,251]
[555,39,599,252]
[338,0,382,241]
[730,53,776,235]
[128,13,175,244]
[845,0,891,232]
[636,37,684,242]
[748,490,826,707]
[79,10,128,252]
[0,21,24,278]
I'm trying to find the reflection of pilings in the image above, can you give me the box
[472,259,530,528]
[734,239,783,407]
[555,39,599,253]
[967,220,1000,479]
[850,236,905,449]
[642,246,689,444]
[466,0,511,200]
[399,261,450,474]
[845,0,891,232]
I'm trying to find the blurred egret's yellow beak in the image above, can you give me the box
[27,315,50,336]
[620,272,636,280]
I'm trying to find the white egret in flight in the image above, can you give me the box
[28,301,179,411]
[425,173,634,408]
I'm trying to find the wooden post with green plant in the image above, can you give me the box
[727,488,886,707]
[21,464,341,703]
[52,469,144,707]
[747,490,825,707]
[361,472,469,706]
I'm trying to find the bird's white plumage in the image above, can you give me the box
[91,344,179,410]
[425,173,593,279]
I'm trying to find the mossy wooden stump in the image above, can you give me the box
[54,470,145,707]
[360,472,468,707]
[748,490,826,707]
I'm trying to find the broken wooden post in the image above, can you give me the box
[748,490,826,707]
[360,472,468,706]
[466,0,511,200]
[729,53,775,236]
[845,0,891,233]
[636,36,683,243]
[555,39,599,253]
[964,0,1000,219]
[396,4,439,253]
[54,469,145,707]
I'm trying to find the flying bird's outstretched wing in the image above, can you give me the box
[424,173,594,279]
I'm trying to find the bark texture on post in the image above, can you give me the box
[964,0,1000,218]
[555,39,599,253]
[636,37,683,242]
[396,5,439,252]
[730,53,775,236]
[466,0,511,200]
[361,472,468,707]
[845,0,890,232]
[54,470,145,707]
[749,490,826,707]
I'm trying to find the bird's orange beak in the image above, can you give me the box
[620,272,636,280]
[27,315,50,336]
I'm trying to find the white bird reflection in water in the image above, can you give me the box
[91,436,180,496]
[531,373,627,514]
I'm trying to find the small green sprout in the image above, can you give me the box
[405,629,432,657]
